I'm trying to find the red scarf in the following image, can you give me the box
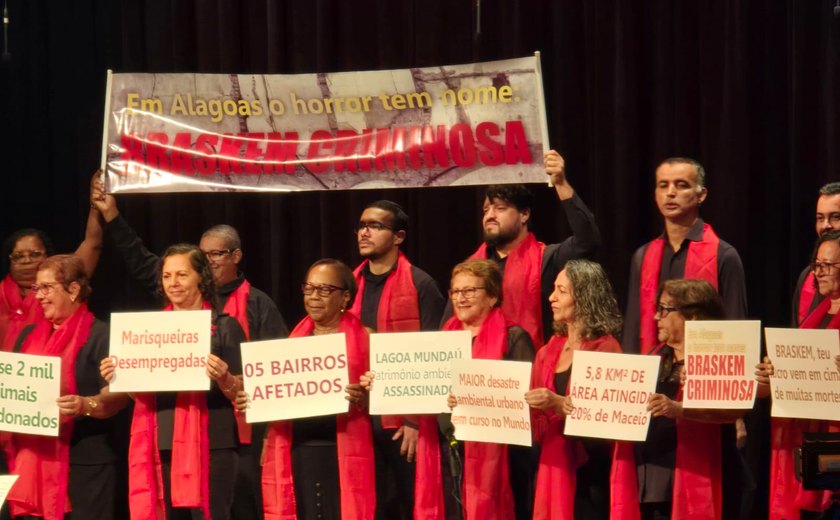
[222,279,252,444]
[0,274,44,352]
[639,223,720,354]
[530,334,640,520]
[351,252,421,333]
[472,232,545,348]
[350,253,444,519]
[261,312,376,520]
[128,302,213,519]
[769,298,840,519]
[797,271,819,326]
[443,307,516,519]
[7,304,94,520]
[648,344,722,519]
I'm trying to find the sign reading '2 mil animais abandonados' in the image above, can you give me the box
[101,56,549,193]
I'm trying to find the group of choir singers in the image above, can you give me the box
[0,154,839,520]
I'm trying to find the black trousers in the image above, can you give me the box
[372,417,415,520]
[160,448,238,520]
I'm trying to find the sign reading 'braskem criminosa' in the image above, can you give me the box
[101,56,549,193]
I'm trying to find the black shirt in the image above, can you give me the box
[358,262,445,332]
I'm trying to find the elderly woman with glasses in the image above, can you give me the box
[100,243,245,520]
[525,259,638,520]
[637,278,742,520]
[757,229,840,519]
[444,258,535,520]
[239,258,375,520]
[3,254,129,520]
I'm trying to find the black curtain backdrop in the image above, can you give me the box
[0,2,838,517]
[1,0,838,344]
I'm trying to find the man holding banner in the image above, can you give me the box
[448,149,601,349]
[350,200,445,520]
[792,182,840,326]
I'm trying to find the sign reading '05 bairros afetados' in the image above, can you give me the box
[0,351,61,437]
[101,55,550,193]
[108,310,212,393]
[241,334,350,423]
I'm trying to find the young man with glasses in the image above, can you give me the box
[90,177,287,520]
[792,182,840,326]
[349,199,446,520]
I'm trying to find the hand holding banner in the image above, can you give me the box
[108,310,211,392]
[764,327,840,421]
[369,330,471,415]
[564,350,659,442]
[450,359,532,447]
[0,352,61,436]
[241,334,349,423]
[683,320,761,409]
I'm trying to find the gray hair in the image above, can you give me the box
[201,225,241,250]
[660,157,706,193]
[554,259,622,340]
[819,182,840,196]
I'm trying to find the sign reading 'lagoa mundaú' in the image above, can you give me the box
[101,56,549,193]
[0,351,61,437]
[369,330,471,415]
[241,334,350,423]
[564,350,660,442]
[108,310,212,393]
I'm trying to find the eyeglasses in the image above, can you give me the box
[654,303,681,318]
[811,261,840,274]
[203,249,234,261]
[301,282,346,297]
[31,282,62,296]
[354,221,392,234]
[10,250,45,264]
[448,287,486,300]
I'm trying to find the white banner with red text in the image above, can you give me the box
[683,320,761,409]
[241,334,350,423]
[369,330,471,415]
[450,358,532,447]
[101,56,549,193]
[765,327,840,421]
[564,350,660,442]
[108,310,212,393]
[0,351,61,436]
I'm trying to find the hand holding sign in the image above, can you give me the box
[524,387,574,415]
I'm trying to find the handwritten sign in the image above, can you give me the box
[242,334,349,423]
[564,350,659,441]
[765,328,840,421]
[369,331,471,415]
[0,475,20,508]
[0,351,61,436]
[108,310,211,392]
[450,359,532,447]
[683,320,761,409]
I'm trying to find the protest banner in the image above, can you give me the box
[765,328,840,421]
[683,320,761,409]
[564,350,659,442]
[450,359,532,447]
[101,55,549,193]
[369,330,471,415]
[108,310,211,393]
[0,475,20,509]
[241,334,349,423]
[0,352,61,436]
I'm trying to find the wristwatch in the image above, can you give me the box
[85,398,98,417]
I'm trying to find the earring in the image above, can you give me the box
[70,296,76,303]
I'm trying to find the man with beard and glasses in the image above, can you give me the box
[350,200,446,520]
[443,150,601,350]
[792,182,840,326]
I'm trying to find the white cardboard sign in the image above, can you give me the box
[0,475,20,509]
[369,330,471,415]
[0,352,61,436]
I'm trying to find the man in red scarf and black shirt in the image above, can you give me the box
[792,181,840,326]
[90,182,288,520]
[350,199,446,520]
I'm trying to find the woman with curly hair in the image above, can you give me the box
[525,259,639,519]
